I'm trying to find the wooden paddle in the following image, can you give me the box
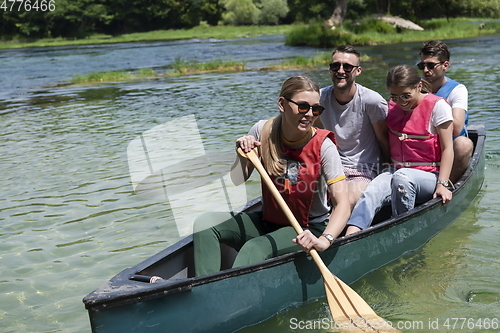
[238,147,399,332]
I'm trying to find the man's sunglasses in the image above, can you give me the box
[329,62,360,73]
[416,61,444,70]
[285,98,325,116]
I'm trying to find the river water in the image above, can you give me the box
[0,34,499,333]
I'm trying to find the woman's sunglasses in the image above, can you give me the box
[389,93,413,102]
[416,61,444,70]
[285,98,325,116]
[329,62,360,73]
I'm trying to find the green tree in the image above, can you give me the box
[221,0,259,25]
[45,0,111,37]
[463,0,500,17]
[257,0,289,25]
[3,0,500,41]
[199,0,225,25]
[286,0,331,23]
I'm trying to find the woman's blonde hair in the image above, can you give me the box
[260,76,320,176]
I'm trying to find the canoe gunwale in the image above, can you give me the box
[83,126,486,314]
[344,124,485,242]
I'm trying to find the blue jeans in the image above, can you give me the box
[347,167,438,229]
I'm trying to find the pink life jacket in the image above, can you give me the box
[387,94,443,172]
[262,129,336,227]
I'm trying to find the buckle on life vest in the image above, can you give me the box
[399,133,408,141]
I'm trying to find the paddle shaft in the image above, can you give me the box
[238,148,328,270]
[238,147,399,332]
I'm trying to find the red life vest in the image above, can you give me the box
[262,129,336,227]
[387,94,443,172]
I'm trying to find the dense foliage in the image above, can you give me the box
[1,0,499,40]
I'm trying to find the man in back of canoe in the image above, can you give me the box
[192,76,350,276]
[315,45,390,211]
[418,40,474,183]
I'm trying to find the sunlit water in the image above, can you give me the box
[0,34,499,333]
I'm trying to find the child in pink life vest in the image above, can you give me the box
[345,64,454,235]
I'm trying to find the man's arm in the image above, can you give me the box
[452,107,466,137]
[372,119,390,164]
[448,84,468,137]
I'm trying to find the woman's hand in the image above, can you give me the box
[292,229,331,253]
[433,184,453,204]
[236,135,261,153]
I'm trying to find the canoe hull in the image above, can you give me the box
[84,126,485,333]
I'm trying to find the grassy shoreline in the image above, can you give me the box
[0,25,295,50]
[1,18,498,50]
[286,18,499,47]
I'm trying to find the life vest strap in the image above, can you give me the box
[390,129,430,141]
[391,158,440,167]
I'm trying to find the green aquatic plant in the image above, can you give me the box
[70,58,247,84]
[170,57,246,75]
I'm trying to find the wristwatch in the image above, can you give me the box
[437,180,449,187]
[321,234,335,246]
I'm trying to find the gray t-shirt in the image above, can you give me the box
[248,120,344,222]
[320,83,388,172]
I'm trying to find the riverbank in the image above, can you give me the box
[0,25,295,49]
[1,18,498,50]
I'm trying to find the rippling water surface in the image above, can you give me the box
[0,34,499,333]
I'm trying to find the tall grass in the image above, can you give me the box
[72,71,134,84]
[70,58,246,84]
[71,68,158,84]
[171,57,246,75]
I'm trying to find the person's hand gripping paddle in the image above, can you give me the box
[238,147,399,332]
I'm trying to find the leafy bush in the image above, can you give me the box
[418,19,449,30]
[349,19,396,34]
[280,52,331,68]
[285,23,363,47]
[285,23,324,46]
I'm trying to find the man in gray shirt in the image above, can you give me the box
[317,45,390,212]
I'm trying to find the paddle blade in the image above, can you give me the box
[321,271,400,332]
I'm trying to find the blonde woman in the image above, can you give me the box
[193,76,350,276]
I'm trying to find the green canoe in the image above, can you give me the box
[83,125,486,333]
